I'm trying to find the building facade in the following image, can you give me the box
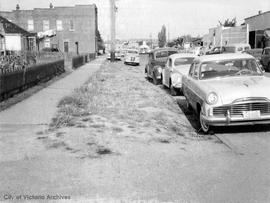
[0,4,98,54]
[245,11,270,48]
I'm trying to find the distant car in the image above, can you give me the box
[260,47,270,71]
[107,50,121,60]
[124,49,140,65]
[182,53,268,133]
[205,46,225,55]
[145,47,178,85]
[162,53,196,95]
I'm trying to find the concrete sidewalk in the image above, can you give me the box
[0,57,104,126]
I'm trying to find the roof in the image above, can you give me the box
[245,10,270,20]
[169,53,197,60]
[195,53,254,63]
[0,15,31,36]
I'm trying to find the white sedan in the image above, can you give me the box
[124,49,140,66]
[182,53,269,133]
[162,53,196,95]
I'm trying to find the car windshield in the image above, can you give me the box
[174,57,195,66]
[200,58,263,80]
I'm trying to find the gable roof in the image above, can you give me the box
[0,15,30,36]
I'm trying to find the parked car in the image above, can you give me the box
[260,47,270,71]
[223,43,251,53]
[162,53,196,95]
[124,49,140,66]
[107,50,121,60]
[205,46,225,55]
[182,53,268,133]
[145,47,178,85]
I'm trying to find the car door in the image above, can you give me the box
[183,63,195,102]
[185,63,201,110]
[163,58,172,87]
[147,53,154,77]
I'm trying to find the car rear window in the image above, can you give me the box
[168,50,178,56]
[174,57,195,66]
[156,51,168,58]
[224,46,236,53]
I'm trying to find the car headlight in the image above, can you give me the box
[207,92,218,105]
[157,66,162,73]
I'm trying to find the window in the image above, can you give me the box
[56,20,63,31]
[189,63,195,76]
[43,20,49,31]
[168,58,172,67]
[264,49,270,55]
[69,20,74,31]
[174,57,195,66]
[44,38,50,48]
[27,20,34,31]
[193,64,199,78]
[168,50,177,56]
[156,51,168,59]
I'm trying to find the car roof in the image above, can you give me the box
[150,47,178,54]
[169,53,197,60]
[195,53,255,63]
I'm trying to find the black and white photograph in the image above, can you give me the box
[0,0,270,202]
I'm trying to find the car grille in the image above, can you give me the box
[213,102,270,116]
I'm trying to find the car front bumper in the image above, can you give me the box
[201,114,270,126]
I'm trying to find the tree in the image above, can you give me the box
[158,25,167,48]
[167,37,184,47]
[218,17,237,27]
[96,30,105,52]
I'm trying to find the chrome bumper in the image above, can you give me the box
[201,114,270,126]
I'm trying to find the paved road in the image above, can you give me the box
[0,56,269,203]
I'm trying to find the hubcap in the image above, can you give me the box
[200,111,209,133]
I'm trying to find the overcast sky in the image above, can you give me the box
[0,0,269,40]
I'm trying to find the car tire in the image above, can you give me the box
[268,63,270,72]
[199,108,210,134]
[153,73,160,85]
[170,84,177,96]
[186,99,192,111]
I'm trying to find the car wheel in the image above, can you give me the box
[186,99,192,111]
[170,84,177,96]
[199,109,210,133]
[153,74,160,85]
[268,63,270,72]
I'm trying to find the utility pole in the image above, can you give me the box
[110,0,116,62]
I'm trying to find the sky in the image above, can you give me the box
[0,0,269,40]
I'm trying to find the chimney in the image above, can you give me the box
[258,10,262,15]
[49,3,53,9]
[16,4,20,10]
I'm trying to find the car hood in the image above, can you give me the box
[174,65,191,76]
[201,76,270,104]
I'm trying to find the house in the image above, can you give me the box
[0,4,98,54]
[0,15,34,54]
[245,10,270,48]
